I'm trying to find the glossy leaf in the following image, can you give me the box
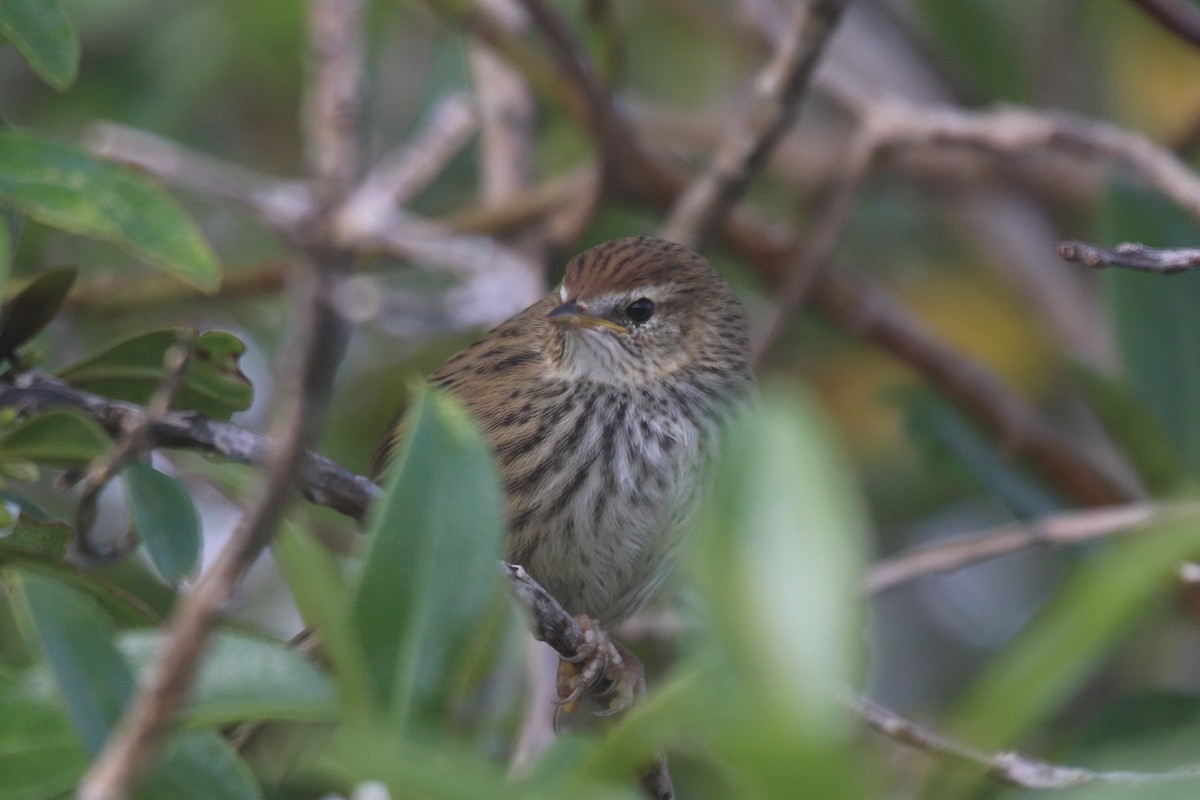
[0,132,219,292]
[0,516,72,560]
[117,629,337,727]
[686,383,867,798]
[0,669,86,800]
[0,0,78,89]
[124,463,201,582]
[0,407,110,466]
[0,265,77,360]
[351,385,505,728]
[58,328,253,420]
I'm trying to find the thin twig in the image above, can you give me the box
[854,695,1200,790]
[865,502,1197,595]
[1059,239,1200,274]
[0,371,378,519]
[78,1,361,796]
[662,0,848,250]
[74,331,198,548]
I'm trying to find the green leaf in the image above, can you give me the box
[0,217,10,302]
[0,132,219,292]
[1070,362,1189,495]
[117,629,337,727]
[12,570,132,753]
[124,463,201,583]
[1102,182,1200,475]
[0,668,87,800]
[0,515,72,559]
[11,571,263,800]
[684,383,868,798]
[896,387,1063,517]
[58,328,253,420]
[0,265,78,360]
[0,0,78,90]
[351,385,505,728]
[0,407,110,466]
[274,521,373,722]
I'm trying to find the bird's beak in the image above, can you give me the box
[547,300,630,334]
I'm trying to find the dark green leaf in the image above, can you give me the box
[0,515,72,559]
[896,387,1062,517]
[0,218,10,302]
[0,407,110,466]
[915,0,1032,102]
[351,385,505,728]
[59,328,253,420]
[142,730,262,800]
[117,629,337,727]
[12,570,132,753]
[0,669,86,800]
[1070,362,1189,495]
[0,265,77,359]
[0,0,78,89]
[1102,182,1200,474]
[124,463,201,582]
[0,132,219,292]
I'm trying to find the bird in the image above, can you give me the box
[376,236,753,711]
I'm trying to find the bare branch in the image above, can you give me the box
[1129,0,1200,50]
[79,1,362,795]
[855,696,1200,790]
[1059,239,1200,274]
[662,0,848,250]
[865,502,1198,594]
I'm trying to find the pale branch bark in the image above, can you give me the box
[78,2,362,796]
[854,696,1200,790]
[662,0,848,250]
[0,371,379,520]
[865,502,1199,595]
[1059,240,1200,274]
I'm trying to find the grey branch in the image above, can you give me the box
[662,0,849,250]
[1059,240,1200,274]
[0,371,379,520]
[865,502,1199,594]
[855,696,1200,790]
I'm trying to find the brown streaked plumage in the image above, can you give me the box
[380,236,753,628]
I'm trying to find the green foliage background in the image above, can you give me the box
[4,1,1200,798]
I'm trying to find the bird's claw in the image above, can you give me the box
[555,615,644,717]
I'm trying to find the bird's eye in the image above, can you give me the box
[625,297,655,324]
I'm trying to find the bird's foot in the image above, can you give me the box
[555,615,644,716]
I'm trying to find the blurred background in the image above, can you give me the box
[6,0,1200,798]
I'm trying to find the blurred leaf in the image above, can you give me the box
[12,570,132,753]
[915,0,1032,101]
[939,514,1200,796]
[274,521,373,722]
[351,385,505,729]
[1102,182,1200,474]
[0,0,78,89]
[684,383,868,798]
[896,387,1062,518]
[11,571,263,800]
[0,265,77,361]
[124,462,201,582]
[0,515,72,559]
[117,629,337,727]
[0,132,219,292]
[1070,362,1189,495]
[59,328,253,420]
[0,407,110,466]
[0,668,86,800]
[0,219,9,303]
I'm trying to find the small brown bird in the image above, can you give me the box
[380,236,752,709]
